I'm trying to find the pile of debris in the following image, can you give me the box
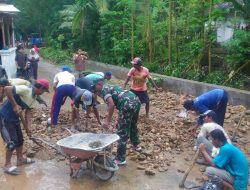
[22,89,250,175]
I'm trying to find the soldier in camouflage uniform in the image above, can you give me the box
[99,84,141,165]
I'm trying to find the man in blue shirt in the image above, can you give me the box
[183,89,228,133]
[199,129,249,190]
[85,71,112,82]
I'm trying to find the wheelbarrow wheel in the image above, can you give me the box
[93,155,115,181]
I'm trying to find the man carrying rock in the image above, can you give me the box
[183,89,228,133]
[71,87,101,130]
[96,82,141,165]
[0,79,49,175]
[198,129,248,190]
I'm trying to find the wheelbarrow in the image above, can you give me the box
[56,132,120,181]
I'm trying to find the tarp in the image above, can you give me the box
[0,4,20,13]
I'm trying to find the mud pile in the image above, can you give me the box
[22,89,250,175]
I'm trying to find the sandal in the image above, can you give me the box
[4,166,20,176]
[17,158,35,166]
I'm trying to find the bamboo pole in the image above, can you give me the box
[131,0,135,59]
[222,60,250,85]
[168,0,172,64]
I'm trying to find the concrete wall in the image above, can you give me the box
[0,47,17,78]
[86,60,250,108]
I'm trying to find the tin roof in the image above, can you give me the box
[0,4,20,13]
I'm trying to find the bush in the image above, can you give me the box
[40,47,72,65]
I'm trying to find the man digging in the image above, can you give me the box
[0,79,49,175]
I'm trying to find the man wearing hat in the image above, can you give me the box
[71,87,101,130]
[183,89,228,133]
[50,66,75,127]
[0,78,48,106]
[123,57,160,118]
[195,110,231,160]
[0,79,49,175]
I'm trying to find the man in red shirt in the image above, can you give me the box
[123,57,160,118]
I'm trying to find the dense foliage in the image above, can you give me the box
[10,0,250,89]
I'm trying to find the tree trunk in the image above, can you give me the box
[131,0,135,59]
[208,0,213,73]
[144,0,153,63]
[168,0,172,65]
[173,2,179,64]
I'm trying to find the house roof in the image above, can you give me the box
[0,4,20,13]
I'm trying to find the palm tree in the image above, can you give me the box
[72,0,96,36]
[59,4,77,30]
[60,0,107,36]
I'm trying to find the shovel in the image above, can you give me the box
[231,109,246,142]
[30,136,64,155]
[19,112,63,155]
[183,180,201,189]
[19,112,45,147]
[179,149,200,188]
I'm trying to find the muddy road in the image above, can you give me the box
[0,59,249,190]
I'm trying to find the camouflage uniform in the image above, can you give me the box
[101,85,141,162]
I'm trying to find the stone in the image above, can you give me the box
[137,154,147,161]
[145,168,156,176]
[225,113,231,119]
[130,156,137,161]
[57,156,66,161]
[177,169,185,173]
[238,127,247,133]
[139,160,148,165]
[26,150,36,158]
[137,165,146,170]
[199,167,205,172]
[245,110,250,115]
[142,149,153,157]
[158,167,165,172]
[153,164,159,169]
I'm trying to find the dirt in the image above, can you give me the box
[0,58,250,190]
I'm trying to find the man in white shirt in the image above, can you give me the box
[195,110,231,160]
[50,66,75,126]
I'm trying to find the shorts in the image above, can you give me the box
[0,116,23,150]
[130,89,149,104]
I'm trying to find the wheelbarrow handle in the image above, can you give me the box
[30,136,64,155]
